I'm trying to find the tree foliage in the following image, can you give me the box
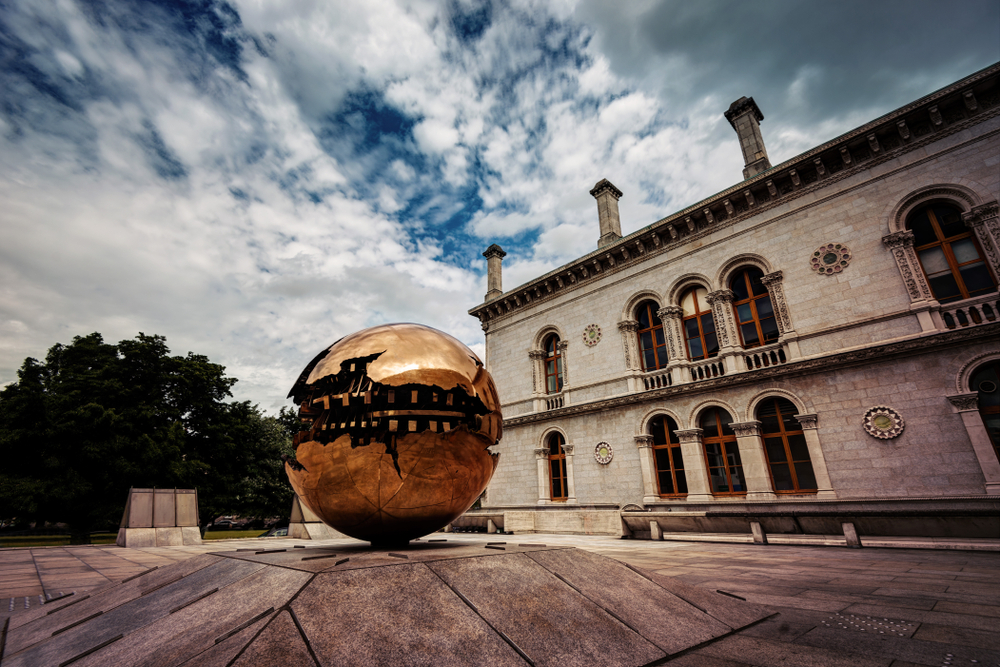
[0,333,294,540]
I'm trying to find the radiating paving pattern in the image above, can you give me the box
[0,542,771,666]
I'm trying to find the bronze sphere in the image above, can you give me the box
[284,323,502,544]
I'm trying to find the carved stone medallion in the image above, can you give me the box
[862,406,905,439]
[594,441,614,465]
[583,324,602,347]
[811,243,852,275]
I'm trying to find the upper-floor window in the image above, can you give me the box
[544,334,563,394]
[636,300,667,371]
[649,415,687,496]
[970,360,1000,463]
[548,432,568,501]
[700,407,745,494]
[680,287,718,361]
[757,397,817,493]
[730,268,779,349]
[908,203,996,303]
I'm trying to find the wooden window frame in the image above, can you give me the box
[650,415,687,497]
[548,432,568,501]
[909,203,996,304]
[680,287,718,361]
[700,409,745,495]
[757,397,817,494]
[544,334,563,395]
[730,268,779,349]
[636,301,668,371]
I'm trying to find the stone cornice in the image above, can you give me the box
[471,63,1000,326]
[501,322,1000,428]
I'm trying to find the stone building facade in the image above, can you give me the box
[466,64,1000,542]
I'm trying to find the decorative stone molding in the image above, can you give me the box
[862,406,905,440]
[760,271,793,333]
[962,201,1000,275]
[562,443,575,456]
[731,421,762,437]
[891,186,979,233]
[634,434,654,448]
[675,428,704,445]
[594,442,614,465]
[618,320,639,371]
[882,230,933,302]
[794,413,819,430]
[810,243,852,275]
[946,393,980,412]
[657,305,684,360]
[956,351,1000,393]
[582,324,602,347]
[528,350,545,394]
[533,448,548,459]
[706,289,736,348]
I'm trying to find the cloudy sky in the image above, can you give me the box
[2,0,998,412]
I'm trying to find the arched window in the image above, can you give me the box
[700,408,745,494]
[908,203,996,303]
[649,415,687,496]
[636,300,667,371]
[680,287,718,361]
[757,397,817,493]
[730,268,779,349]
[544,334,563,394]
[970,361,1000,462]
[548,432,568,501]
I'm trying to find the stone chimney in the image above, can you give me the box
[590,178,623,248]
[725,96,771,179]
[483,244,506,301]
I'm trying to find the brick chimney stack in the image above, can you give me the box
[590,179,623,249]
[725,97,771,179]
[483,244,506,301]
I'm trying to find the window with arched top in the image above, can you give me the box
[544,334,563,394]
[970,361,1000,463]
[756,397,817,493]
[636,300,667,371]
[649,415,687,497]
[908,203,996,303]
[680,287,718,361]
[548,432,568,501]
[700,408,745,494]
[730,267,779,349]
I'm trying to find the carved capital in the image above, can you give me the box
[946,392,980,412]
[634,434,654,448]
[618,320,639,333]
[562,443,575,456]
[706,289,735,305]
[731,421,762,438]
[533,448,548,459]
[657,305,683,321]
[760,270,783,286]
[794,413,818,430]
[962,201,999,228]
[557,340,569,351]
[528,350,546,360]
[882,230,915,249]
[674,428,703,445]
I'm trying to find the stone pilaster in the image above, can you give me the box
[706,289,741,372]
[794,413,836,499]
[946,394,1000,495]
[618,320,640,372]
[534,447,550,504]
[528,350,546,396]
[634,435,660,503]
[562,443,577,503]
[882,230,935,304]
[675,428,712,502]
[657,306,685,362]
[730,421,777,501]
[760,270,794,335]
[557,339,570,387]
[962,201,1000,278]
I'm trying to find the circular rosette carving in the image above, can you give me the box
[583,324,602,347]
[862,406,905,439]
[810,243,852,275]
[594,441,614,465]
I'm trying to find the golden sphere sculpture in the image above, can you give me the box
[284,323,502,545]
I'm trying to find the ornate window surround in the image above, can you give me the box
[534,427,577,504]
[882,184,1000,331]
[948,351,1000,495]
[714,254,797,363]
[529,325,569,411]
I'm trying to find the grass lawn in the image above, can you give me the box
[0,533,119,548]
[203,530,267,540]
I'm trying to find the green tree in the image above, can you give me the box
[0,333,294,541]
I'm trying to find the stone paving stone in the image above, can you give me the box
[637,568,774,630]
[732,616,816,642]
[175,612,273,667]
[667,653,754,667]
[932,600,1000,617]
[795,625,1000,666]
[841,602,1000,633]
[293,563,527,667]
[229,610,316,667]
[911,623,1000,651]
[429,552,667,666]
[699,633,894,667]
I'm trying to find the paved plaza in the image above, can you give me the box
[1,534,999,666]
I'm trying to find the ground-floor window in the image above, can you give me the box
[757,397,817,493]
[650,415,687,496]
[701,407,745,494]
[548,432,568,501]
[971,361,1000,462]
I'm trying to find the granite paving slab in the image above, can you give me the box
[228,610,316,667]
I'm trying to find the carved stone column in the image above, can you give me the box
[730,421,777,501]
[760,271,794,336]
[563,443,578,503]
[794,414,837,499]
[946,394,1000,495]
[962,201,1000,278]
[618,319,641,377]
[706,289,741,373]
[534,448,550,504]
[528,350,546,395]
[882,230,937,331]
[656,306,685,362]
[634,435,660,503]
[675,428,712,502]
[557,340,570,388]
